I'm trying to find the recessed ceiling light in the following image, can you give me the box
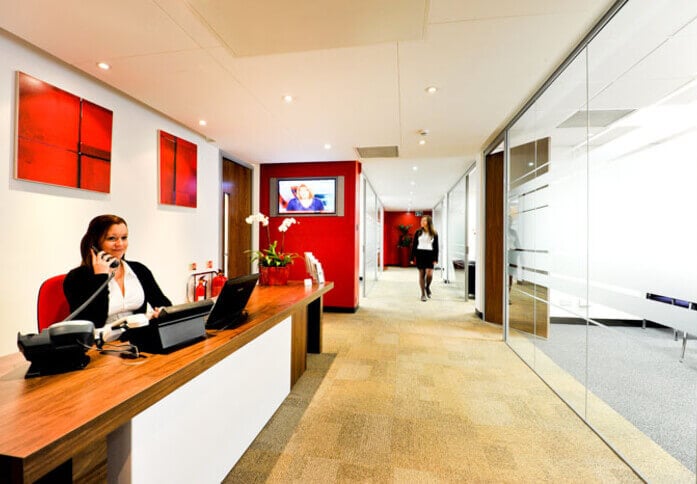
[199,120,207,126]
[410,181,416,186]
[418,139,426,145]
[412,166,418,171]
[425,86,438,94]
[97,62,110,70]
[527,161,534,167]
[283,95,293,103]
[324,143,332,150]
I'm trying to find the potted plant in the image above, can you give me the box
[245,213,298,285]
[396,224,413,267]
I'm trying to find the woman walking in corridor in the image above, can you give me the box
[411,215,439,302]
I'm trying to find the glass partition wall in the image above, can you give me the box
[432,200,446,282]
[447,176,467,297]
[362,176,382,296]
[501,1,697,481]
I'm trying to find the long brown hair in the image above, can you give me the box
[79,214,127,267]
[422,215,437,237]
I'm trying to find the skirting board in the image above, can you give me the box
[324,305,359,314]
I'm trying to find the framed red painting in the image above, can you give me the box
[15,72,113,192]
[159,130,197,208]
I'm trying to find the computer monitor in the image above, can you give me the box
[206,273,259,329]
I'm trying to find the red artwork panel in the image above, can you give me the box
[17,143,78,187]
[80,101,113,161]
[80,156,111,193]
[15,72,113,192]
[159,131,197,208]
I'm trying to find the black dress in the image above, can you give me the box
[411,229,439,269]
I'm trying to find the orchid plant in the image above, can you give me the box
[245,213,299,267]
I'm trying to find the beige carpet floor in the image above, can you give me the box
[224,267,640,483]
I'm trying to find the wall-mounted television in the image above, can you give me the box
[270,176,344,217]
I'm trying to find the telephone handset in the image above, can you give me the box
[92,245,120,269]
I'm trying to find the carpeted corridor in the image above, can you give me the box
[224,267,639,482]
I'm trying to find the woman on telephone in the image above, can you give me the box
[63,214,171,328]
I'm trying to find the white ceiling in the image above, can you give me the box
[0,0,615,210]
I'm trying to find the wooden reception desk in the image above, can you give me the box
[0,281,332,483]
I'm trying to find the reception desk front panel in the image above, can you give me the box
[125,317,291,483]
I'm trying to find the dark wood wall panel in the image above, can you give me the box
[485,151,504,324]
[222,158,252,278]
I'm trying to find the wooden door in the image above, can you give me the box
[222,158,252,278]
[484,151,504,324]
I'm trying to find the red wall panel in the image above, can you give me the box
[383,211,431,266]
[260,161,360,310]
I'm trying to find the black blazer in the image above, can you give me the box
[411,228,439,262]
[63,260,171,328]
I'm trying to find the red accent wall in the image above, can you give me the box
[383,211,431,266]
[260,161,360,310]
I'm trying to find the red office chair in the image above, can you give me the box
[37,274,70,331]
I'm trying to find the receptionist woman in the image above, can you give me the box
[63,214,171,328]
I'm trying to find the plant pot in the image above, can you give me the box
[259,266,289,286]
[398,246,411,267]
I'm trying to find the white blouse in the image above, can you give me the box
[106,261,145,324]
[417,231,434,251]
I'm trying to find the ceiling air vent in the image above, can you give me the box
[355,145,399,158]
[557,109,634,128]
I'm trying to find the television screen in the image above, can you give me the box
[277,178,337,214]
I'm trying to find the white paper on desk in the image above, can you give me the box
[315,263,325,284]
[304,252,317,281]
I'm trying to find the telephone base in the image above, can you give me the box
[25,354,91,378]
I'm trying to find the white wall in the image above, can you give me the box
[0,32,221,356]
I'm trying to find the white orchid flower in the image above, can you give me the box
[278,217,298,232]
[245,212,269,225]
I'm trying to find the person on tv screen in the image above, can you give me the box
[63,214,171,328]
[286,183,324,212]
